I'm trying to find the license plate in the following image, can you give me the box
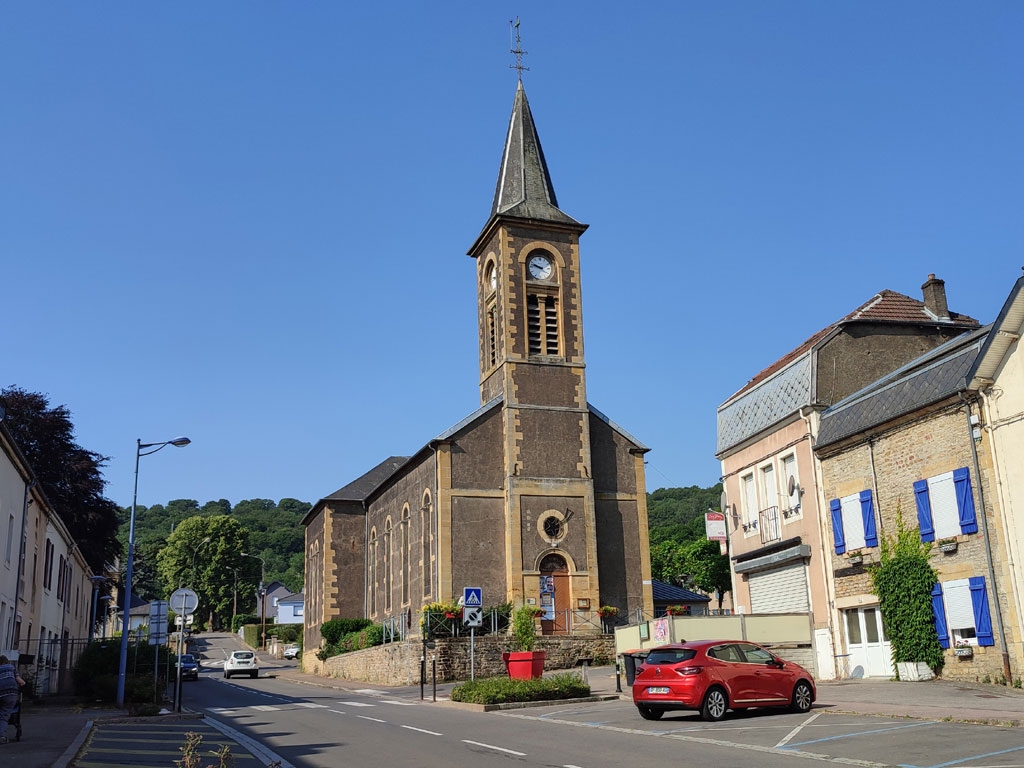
[647,686,670,694]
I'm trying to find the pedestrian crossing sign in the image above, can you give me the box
[463,587,482,607]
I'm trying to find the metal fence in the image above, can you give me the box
[8,637,90,697]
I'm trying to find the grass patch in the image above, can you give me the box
[450,672,590,705]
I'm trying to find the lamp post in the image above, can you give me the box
[241,552,266,650]
[116,436,190,709]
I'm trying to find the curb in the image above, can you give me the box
[446,694,622,712]
[52,719,94,768]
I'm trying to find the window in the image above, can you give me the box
[486,305,497,368]
[421,492,433,599]
[527,295,559,355]
[43,539,54,590]
[57,555,66,601]
[760,464,778,512]
[738,643,774,664]
[5,515,12,565]
[368,529,378,616]
[829,490,877,554]
[741,473,757,528]
[915,468,978,542]
[295,605,303,617]
[931,577,994,648]
[401,506,410,605]
[782,454,800,514]
[383,519,392,614]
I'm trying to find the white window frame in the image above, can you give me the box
[781,454,800,516]
[839,493,867,551]
[943,578,978,647]
[760,462,778,514]
[927,471,960,540]
[741,473,757,532]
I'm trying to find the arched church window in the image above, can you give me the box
[401,506,410,605]
[384,519,393,614]
[368,528,378,616]
[421,491,433,598]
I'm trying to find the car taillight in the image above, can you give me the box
[675,665,703,676]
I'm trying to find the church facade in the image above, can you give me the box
[302,81,654,653]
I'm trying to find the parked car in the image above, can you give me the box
[223,650,259,679]
[632,640,815,722]
[177,653,200,681]
[282,644,300,660]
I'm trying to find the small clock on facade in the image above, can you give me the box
[527,252,554,280]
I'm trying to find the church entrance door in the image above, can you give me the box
[539,554,570,635]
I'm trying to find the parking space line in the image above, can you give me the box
[905,743,1024,768]
[786,720,934,748]
[777,713,822,747]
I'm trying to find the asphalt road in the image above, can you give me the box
[184,634,1024,768]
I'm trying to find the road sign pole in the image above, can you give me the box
[470,627,475,681]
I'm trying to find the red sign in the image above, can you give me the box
[705,511,727,541]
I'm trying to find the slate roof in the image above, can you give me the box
[651,579,711,603]
[725,289,980,404]
[817,326,989,449]
[323,456,410,503]
[487,80,581,227]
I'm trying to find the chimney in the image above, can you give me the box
[921,274,950,321]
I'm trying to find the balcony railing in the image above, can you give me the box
[759,505,781,544]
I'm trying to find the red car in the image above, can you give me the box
[632,640,816,721]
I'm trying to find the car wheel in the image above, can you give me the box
[637,705,663,721]
[791,680,813,713]
[251,671,258,679]
[223,672,230,679]
[701,686,728,722]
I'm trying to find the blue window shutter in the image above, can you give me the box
[969,577,995,647]
[931,583,949,649]
[914,480,935,542]
[953,468,979,535]
[860,490,878,548]
[830,499,845,555]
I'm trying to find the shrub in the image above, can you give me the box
[232,614,259,633]
[316,622,384,660]
[321,618,373,646]
[450,672,589,705]
[511,605,542,652]
[268,624,301,644]
[72,640,172,705]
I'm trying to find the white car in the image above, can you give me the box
[282,644,300,660]
[223,650,259,679]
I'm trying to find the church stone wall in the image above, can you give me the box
[521,494,589,571]
[304,507,326,655]
[596,498,644,613]
[449,407,504,490]
[451,496,507,603]
[590,414,638,494]
[518,409,586,478]
[327,502,367,621]
[366,454,436,620]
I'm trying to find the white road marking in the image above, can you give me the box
[251,705,280,711]
[328,709,347,715]
[208,707,236,714]
[358,715,387,723]
[462,740,526,756]
[401,725,443,736]
[353,688,387,695]
[380,699,416,706]
[776,712,821,747]
[296,703,328,708]
[336,700,376,707]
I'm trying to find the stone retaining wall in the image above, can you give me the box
[303,634,617,685]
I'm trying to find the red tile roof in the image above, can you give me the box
[724,290,979,403]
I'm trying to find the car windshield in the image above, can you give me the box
[233,652,254,660]
[643,648,697,665]
[180,655,195,663]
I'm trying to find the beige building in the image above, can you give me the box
[303,81,654,656]
[717,276,979,678]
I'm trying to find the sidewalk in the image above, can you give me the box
[12,661,1024,768]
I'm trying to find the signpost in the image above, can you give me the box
[170,588,198,712]
[148,600,168,700]
[462,587,482,680]
[706,511,728,555]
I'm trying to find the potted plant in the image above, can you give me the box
[954,640,973,658]
[938,538,958,554]
[502,605,545,680]
[847,550,864,565]
[597,605,619,633]
[665,605,690,616]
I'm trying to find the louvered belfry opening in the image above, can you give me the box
[527,294,559,356]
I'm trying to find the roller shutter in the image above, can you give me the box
[748,562,809,613]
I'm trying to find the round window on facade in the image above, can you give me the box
[538,511,567,543]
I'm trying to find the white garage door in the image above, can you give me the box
[748,562,809,613]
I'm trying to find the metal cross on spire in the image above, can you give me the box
[509,17,529,80]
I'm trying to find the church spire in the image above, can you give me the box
[488,81,581,227]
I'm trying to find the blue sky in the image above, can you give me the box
[2,3,1021,509]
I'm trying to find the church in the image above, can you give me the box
[302,78,654,652]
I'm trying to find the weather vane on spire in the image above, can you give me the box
[509,17,529,80]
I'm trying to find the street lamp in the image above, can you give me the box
[116,436,190,709]
[241,552,267,650]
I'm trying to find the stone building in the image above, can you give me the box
[816,322,1021,682]
[302,81,654,655]
[717,275,979,678]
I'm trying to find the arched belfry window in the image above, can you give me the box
[524,249,560,357]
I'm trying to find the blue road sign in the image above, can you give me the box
[463,587,482,607]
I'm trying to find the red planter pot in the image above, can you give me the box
[502,650,546,680]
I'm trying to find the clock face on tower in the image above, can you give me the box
[527,253,553,280]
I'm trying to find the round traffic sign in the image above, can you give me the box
[170,588,199,614]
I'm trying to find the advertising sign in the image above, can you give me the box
[705,511,727,541]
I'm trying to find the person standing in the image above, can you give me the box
[0,655,25,744]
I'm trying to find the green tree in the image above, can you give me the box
[650,540,689,585]
[1,386,121,573]
[681,538,731,609]
[156,515,256,629]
